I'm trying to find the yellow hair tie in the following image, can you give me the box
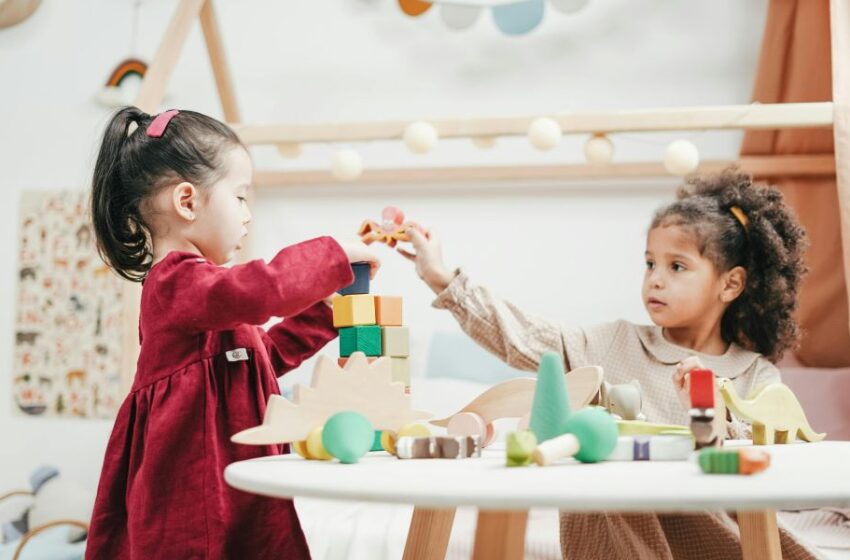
[730,206,749,231]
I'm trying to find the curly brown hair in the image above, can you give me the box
[650,168,808,362]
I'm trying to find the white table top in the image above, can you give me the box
[224,441,850,512]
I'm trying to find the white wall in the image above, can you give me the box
[0,0,766,490]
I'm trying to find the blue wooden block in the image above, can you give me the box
[339,262,371,295]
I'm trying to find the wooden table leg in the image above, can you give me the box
[472,510,529,560]
[737,510,782,560]
[403,507,456,560]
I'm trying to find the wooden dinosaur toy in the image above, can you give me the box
[717,378,826,445]
[429,365,603,447]
[231,352,432,446]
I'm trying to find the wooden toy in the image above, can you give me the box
[339,325,382,357]
[599,380,646,421]
[532,407,618,465]
[358,206,426,248]
[529,352,572,442]
[698,447,771,475]
[306,426,332,461]
[332,295,376,328]
[338,262,371,296]
[448,412,496,447]
[506,431,537,467]
[689,369,725,450]
[322,411,375,464]
[718,379,826,445]
[390,357,411,385]
[430,365,603,448]
[374,296,403,326]
[381,326,410,357]
[381,423,431,455]
[395,435,481,459]
[292,440,310,459]
[617,420,691,437]
[231,353,431,445]
[371,431,384,452]
[607,435,693,461]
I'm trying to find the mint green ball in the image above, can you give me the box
[322,412,375,464]
[563,407,618,463]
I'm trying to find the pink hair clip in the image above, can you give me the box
[146,109,179,138]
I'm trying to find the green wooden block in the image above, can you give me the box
[529,352,571,443]
[339,326,382,357]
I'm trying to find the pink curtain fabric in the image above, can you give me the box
[741,0,850,367]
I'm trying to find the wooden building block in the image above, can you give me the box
[338,262,371,296]
[340,326,382,357]
[391,356,411,385]
[689,369,715,408]
[374,296,403,326]
[382,326,410,357]
[332,295,376,328]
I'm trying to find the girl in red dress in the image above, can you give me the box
[86,107,379,559]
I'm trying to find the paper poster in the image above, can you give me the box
[13,190,125,418]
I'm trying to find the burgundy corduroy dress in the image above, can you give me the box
[86,237,354,559]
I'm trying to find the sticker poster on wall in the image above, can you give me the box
[13,190,125,419]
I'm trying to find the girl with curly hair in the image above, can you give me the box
[399,169,826,559]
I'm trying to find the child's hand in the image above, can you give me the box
[337,240,381,279]
[397,228,455,294]
[673,356,705,410]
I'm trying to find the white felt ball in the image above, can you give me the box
[664,140,700,175]
[584,134,614,165]
[527,117,562,151]
[331,149,363,182]
[440,4,481,30]
[403,121,439,154]
[550,0,590,14]
[471,136,497,149]
[276,143,302,159]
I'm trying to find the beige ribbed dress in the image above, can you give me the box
[432,270,847,560]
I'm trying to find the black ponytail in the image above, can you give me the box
[90,106,242,282]
[650,168,808,361]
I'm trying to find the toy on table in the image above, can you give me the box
[430,365,602,448]
[689,369,725,450]
[506,431,538,467]
[607,435,693,461]
[698,447,771,475]
[718,379,826,445]
[395,435,481,459]
[616,420,691,437]
[358,206,426,248]
[505,352,617,467]
[598,379,646,421]
[381,423,432,455]
[531,407,618,465]
[231,353,431,464]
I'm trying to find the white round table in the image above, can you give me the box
[225,441,850,560]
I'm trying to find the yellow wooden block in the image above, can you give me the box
[374,296,403,326]
[381,327,410,357]
[391,357,411,385]
[332,295,376,328]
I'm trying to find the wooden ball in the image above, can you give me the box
[664,140,700,175]
[527,117,562,151]
[403,121,439,154]
[322,412,374,464]
[276,143,303,159]
[584,134,614,165]
[331,149,363,182]
[306,426,333,461]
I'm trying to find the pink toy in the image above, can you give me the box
[358,206,427,248]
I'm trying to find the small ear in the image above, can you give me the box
[172,182,198,222]
[721,265,747,303]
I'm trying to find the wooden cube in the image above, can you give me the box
[332,295,375,328]
[390,356,410,385]
[381,326,410,357]
[689,369,715,409]
[339,326,382,357]
[374,296,403,326]
[338,262,371,296]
